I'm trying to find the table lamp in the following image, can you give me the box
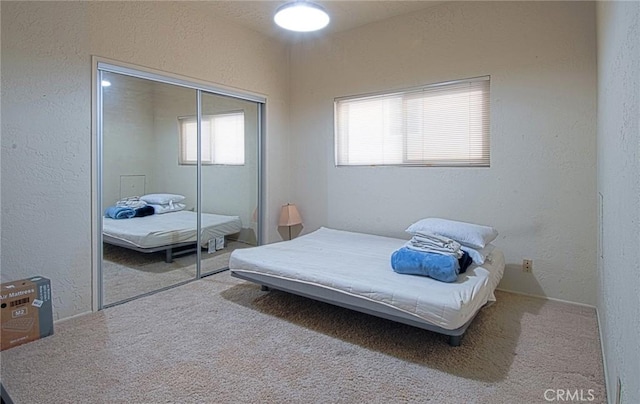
[279,203,302,240]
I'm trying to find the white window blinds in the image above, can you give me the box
[178,111,245,165]
[335,76,490,167]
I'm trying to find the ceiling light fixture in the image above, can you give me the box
[274,1,330,32]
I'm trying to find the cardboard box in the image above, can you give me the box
[0,276,54,351]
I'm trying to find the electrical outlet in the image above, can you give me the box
[523,259,533,273]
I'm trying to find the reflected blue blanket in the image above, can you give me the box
[391,247,460,283]
[104,206,135,219]
[134,205,155,217]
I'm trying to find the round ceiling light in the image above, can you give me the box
[274,1,330,32]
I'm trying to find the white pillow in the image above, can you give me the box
[461,244,495,266]
[140,193,185,205]
[406,217,498,250]
[150,203,186,214]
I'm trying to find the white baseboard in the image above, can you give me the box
[495,288,596,309]
[596,308,611,404]
[54,310,92,324]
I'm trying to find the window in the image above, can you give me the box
[178,111,245,165]
[335,76,490,167]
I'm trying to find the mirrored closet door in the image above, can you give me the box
[198,92,259,276]
[97,62,263,308]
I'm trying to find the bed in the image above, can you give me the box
[229,227,505,346]
[103,211,242,263]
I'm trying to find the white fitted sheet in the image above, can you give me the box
[103,211,242,249]
[230,227,504,330]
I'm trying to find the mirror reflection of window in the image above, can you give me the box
[178,112,245,166]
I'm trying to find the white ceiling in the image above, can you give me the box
[207,1,445,42]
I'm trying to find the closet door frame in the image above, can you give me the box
[92,56,265,311]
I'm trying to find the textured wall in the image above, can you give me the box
[289,1,598,305]
[1,1,290,320]
[2,3,93,318]
[596,2,640,403]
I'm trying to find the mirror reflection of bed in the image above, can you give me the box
[101,195,255,305]
[100,70,260,307]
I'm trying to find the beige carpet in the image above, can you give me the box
[102,241,249,305]
[1,272,606,403]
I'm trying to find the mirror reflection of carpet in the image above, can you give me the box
[102,241,249,305]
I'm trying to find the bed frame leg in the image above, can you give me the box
[448,335,463,347]
[260,285,270,291]
[165,248,173,263]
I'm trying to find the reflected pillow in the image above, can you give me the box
[140,193,185,205]
[150,203,186,214]
[406,217,498,250]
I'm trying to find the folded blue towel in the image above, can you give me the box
[391,247,460,283]
[104,206,136,219]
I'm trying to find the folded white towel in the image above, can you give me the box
[412,232,461,249]
[406,232,463,258]
[116,196,147,209]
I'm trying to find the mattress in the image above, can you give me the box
[103,211,242,249]
[230,227,504,331]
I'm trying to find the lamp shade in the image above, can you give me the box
[279,204,302,226]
